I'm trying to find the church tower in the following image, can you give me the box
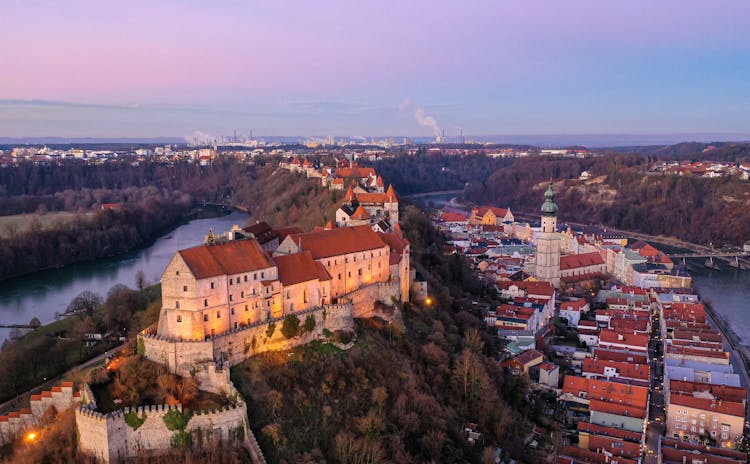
[535,182,561,287]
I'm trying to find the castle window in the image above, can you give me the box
[358,269,363,276]
[204,299,208,307]
[210,282,215,289]
[176,315,182,323]
[254,273,257,280]
[175,301,180,309]
[176,271,180,276]
[204,314,208,322]
[241,291,244,298]
[348,272,352,278]
[261,272,265,278]
[230,278,233,285]
[286,291,290,299]
[183,285,188,292]
[345,258,348,263]
[353,256,357,262]
[231,308,235,315]
[338,273,342,280]
[245,305,248,312]
[229,295,233,301]
[328,260,331,266]
[244,275,248,282]
[216,311,221,319]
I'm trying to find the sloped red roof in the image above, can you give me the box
[560,299,589,312]
[670,392,745,417]
[583,357,649,381]
[440,211,468,222]
[476,206,509,217]
[559,252,605,270]
[290,225,387,259]
[351,205,370,220]
[599,329,649,350]
[178,239,273,279]
[275,251,329,286]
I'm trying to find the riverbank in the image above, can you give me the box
[0,210,252,344]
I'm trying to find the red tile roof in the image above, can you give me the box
[559,252,605,270]
[583,358,650,381]
[274,251,330,286]
[290,225,387,259]
[560,299,589,312]
[351,205,370,220]
[439,211,468,222]
[476,206,509,217]
[599,329,649,350]
[178,239,273,280]
[670,392,745,417]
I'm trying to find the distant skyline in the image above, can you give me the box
[2,1,750,139]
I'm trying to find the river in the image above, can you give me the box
[688,260,750,345]
[0,211,251,343]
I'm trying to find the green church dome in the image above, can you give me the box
[541,182,558,216]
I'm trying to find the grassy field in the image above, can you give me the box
[0,212,86,237]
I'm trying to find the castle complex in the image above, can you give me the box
[72,162,412,463]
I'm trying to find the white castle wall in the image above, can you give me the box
[0,382,78,445]
[77,402,251,464]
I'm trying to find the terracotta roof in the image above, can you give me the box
[275,251,329,286]
[344,185,355,202]
[560,299,589,312]
[324,220,335,229]
[583,358,650,381]
[356,192,395,204]
[337,167,377,179]
[377,231,408,255]
[375,175,384,187]
[177,239,273,280]
[290,225,387,259]
[589,399,646,419]
[669,379,746,403]
[476,206,509,217]
[315,262,332,281]
[385,184,397,201]
[538,362,558,372]
[559,252,605,270]
[514,349,544,366]
[439,211,468,222]
[577,421,641,442]
[670,392,745,417]
[332,177,344,185]
[599,329,649,350]
[351,205,370,220]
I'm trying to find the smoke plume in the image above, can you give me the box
[400,99,441,137]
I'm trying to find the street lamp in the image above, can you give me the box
[25,431,38,443]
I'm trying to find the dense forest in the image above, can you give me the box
[463,155,750,246]
[368,151,514,195]
[0,158,268,280]
[609,141,750,162]
[231,205,546,463]
[243,165,343,231]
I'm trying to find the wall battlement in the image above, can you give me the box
[0,382,79,446]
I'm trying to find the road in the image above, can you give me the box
[644,302,666,463]
[0,345,120,414]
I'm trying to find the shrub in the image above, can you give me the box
[265,321,276,338]
[124,411,147,430]
[281,315,300,339]
[303,315,316,333]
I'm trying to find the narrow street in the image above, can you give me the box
[644,303,665,463]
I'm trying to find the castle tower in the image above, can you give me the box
[535,182,561,288]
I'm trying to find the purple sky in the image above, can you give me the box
[1,1,749,139]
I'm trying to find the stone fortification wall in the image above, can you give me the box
[212,302,355,367]
[77,402,249,464]
[342,281,401,319]
[139,325,214,376]
[0,382,79,445]
[142,302,355,375]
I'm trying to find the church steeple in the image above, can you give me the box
[541,182,558,217]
